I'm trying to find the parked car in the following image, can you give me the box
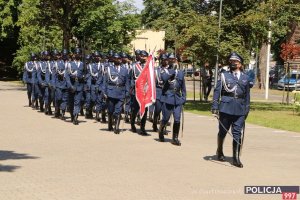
[277,72,300,90]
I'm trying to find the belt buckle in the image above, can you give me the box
[75,77,78,81]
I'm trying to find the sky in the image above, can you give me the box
[133,0,144,11]
[119,0,144,12]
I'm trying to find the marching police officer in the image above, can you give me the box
[60,49,70,120]
[52,50,68,118]
[120,52,132,123]
[158,53,186,146]
[31,54,40,110]
[65,48,85,125]
[37,51,50,113]
[152,53,169,132]
[23,53,36,107]
[211,52,251,168]
[130,50,149,135]
[103,53,130,134]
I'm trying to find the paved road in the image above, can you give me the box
[0,81,299,200]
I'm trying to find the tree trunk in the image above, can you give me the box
[257,43,268,89]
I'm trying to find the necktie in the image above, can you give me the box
[234,72,238,80]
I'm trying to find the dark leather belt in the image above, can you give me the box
[108,83,125,88]
[222,92,245,99]
[71,77,84,83]
[91,79,97,85]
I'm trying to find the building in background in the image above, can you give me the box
[130,29,165,56]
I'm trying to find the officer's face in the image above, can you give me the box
[161,59,168,66]
[230,60,242,69]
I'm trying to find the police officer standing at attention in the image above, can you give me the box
[103,53,130,134]
[65,48,85,125]
[201,62,213,102]
[23,53,36,107]
[158,53,186,146]
[211,52,250,168]
[152,53,168,132]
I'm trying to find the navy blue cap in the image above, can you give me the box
[113,53,121,59]
[135,49,141,55]
[85,54,91,60]
[43,51,49,56]
[52,49,59,55]
[140,50,148,57]
[159,54,168,60]
[120,52,128,58]
[75,48,81,55]
[94,51,100,57]
[168,53,176,59]
[62,49,68,55]
[108,50,114,56]
[229,52,243,63]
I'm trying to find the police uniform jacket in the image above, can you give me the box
[37,61,50,87]
[23,61,35,84]
[161,68,186,106]
[155,66,165,101]
[66,61,85,92]
[53,60,68,89]
[103,64,130,99]
[130,62,143,95]
[212,71,250,116]
[86,62,103,92]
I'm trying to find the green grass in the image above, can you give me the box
[184,101,300,133]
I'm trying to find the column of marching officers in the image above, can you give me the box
[23,48,186,146]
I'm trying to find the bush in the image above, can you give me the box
[292,91,300,115]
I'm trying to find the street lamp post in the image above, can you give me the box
[265,20,272,100]
[214,0,223,88]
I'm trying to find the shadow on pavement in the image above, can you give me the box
[0,150,39,172]
[0,150,39,161]
[203,155,234,168]
[0,164,21,172]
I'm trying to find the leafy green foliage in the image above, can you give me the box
[7,0,140,75]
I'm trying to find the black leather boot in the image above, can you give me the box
[95,112,100,121]
[108,114,113,131]
[60,110,65,120]
[101,110,107,123]
[148,112,153,122]
[44,104,49,115]
[35,100,39,110]
[232,139,243,168]
[40,102,44,112]
[54,106,60,118]
[80,107,84,116]
[171,122,181,146]
[114,115,121,134]
[152,114,158,132]
[28,98,32,107]
[216,135,226,161]
[31,99,35,109]
[130,112,137,133]
[73,114,79,125]
[48,104,53,115]
[139,114,148,136]
[70,113,74,123]
[158,122,165,142]
[125,113,130,123]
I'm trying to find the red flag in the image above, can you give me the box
[135,54,156,118]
